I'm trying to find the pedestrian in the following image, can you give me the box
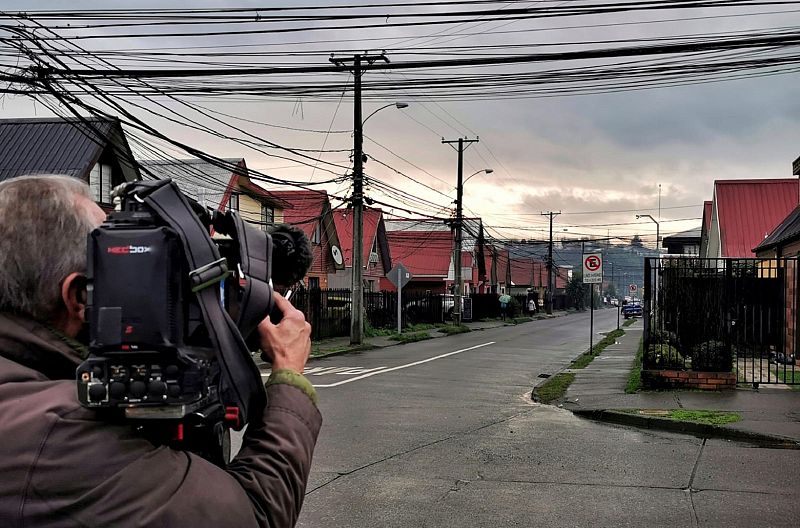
[0,175,321,527]
[499,293,512,321]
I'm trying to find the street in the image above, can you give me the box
[298,311,798,527]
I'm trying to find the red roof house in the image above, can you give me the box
[382,230,453,293]
[705,179,799,258]
[329,207,392,291]
[268,190,344,288]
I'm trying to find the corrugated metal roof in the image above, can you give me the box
[387,230,452,277]
[754,205,800,252]
[332,208,382,267]
[0,117,114,181]
[715,179,799,257]
[139,157,243,208]
[268,190,330,239]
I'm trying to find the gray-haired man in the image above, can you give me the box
[0,175,321,527]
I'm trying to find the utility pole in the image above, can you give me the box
[443,137,479,326]
[330,52,388,345]
[541,211,561,314]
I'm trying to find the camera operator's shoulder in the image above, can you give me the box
[25,382,261,527]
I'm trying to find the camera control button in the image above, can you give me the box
[109,382,127,400]
[129,380,147,399]
[148,381,168,397]
[88,383,106,402]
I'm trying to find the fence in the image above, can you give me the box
[644,257,798,386]
[290,288,549,339]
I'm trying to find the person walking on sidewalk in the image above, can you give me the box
[499,293,512,321]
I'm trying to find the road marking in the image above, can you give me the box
[313,341,496,388]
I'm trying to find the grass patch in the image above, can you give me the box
[622,318,637,328]
[437,324,471,336]
[666,410,741,425]
[364,321,395,338]
[533,372,576,404]
[773,367,800,389]
[311,344,352,358]
[510,316,533,324]
[625,337,644,393]
[570,329,625,369]
[389,331,431,344]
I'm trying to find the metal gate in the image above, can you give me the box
[644,257,798,386]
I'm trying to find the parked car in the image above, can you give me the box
[622,302,642,319]
[404,294,465,323]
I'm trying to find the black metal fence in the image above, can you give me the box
[289,288,549,340]
[644,257,798,386]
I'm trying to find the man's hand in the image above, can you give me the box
[258,293,311,374]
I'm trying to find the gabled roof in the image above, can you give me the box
[0,117,138,182]
[663,226,702,243]
[268,190,329,228]
[386,230,452,278]
[715,179,799,257]
[754,205,800,252]
[702,201,713,232]
[235,176,289,208]
[332,207,391,271]
[139,157,244,209]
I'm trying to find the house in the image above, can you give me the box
[703,179,799,258]
[329,207,392,292]
[382,229,453,293]
[224,170,288,231]
[662,226,702,255]
[0,117,139,206]
[383,218,487,294]
[508,256,547,297]
[268,190,344,289]
[754,205,800,258]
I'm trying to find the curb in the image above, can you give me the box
[572,409,800,449]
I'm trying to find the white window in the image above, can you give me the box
[261,204,274,232]
[311,222,321,244]
[89,163,113,203]
[227,193,240,212]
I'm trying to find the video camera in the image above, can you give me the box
[75,179,311,465]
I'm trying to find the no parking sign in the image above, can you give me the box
[582,253,603,284]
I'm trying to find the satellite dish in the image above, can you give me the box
[331,245,343,266]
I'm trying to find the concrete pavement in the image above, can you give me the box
[563,322,800,444]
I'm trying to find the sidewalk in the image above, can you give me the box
[309,311,569,358]
[563,322,800,445]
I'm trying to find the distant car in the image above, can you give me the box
[610,298,619,307]
[622,302,642,319]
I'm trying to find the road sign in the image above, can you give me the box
[629,283,638,294]
[582,252,603,284]
[387,263,412,290]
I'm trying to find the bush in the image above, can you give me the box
[691,340,733,372]
[645,344,685,369]
[438,324,470,336]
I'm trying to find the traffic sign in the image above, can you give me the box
[388,263,412,289]
[629,283,638,294]
[582,252,603,284]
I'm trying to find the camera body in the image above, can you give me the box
[77,208,217,417]
[74,178,317,465]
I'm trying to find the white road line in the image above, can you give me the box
[313,342,496,388]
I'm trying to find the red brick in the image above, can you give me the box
[697,383,718,390]
[697,372,712,380]
[677,372,690,379]
[662,370,678,378]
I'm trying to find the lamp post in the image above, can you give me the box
[349,101,407,345]
[453,167,492,325]
[635,214,660,252]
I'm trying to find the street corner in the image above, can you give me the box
[571,408,800,449]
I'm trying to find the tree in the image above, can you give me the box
[631,234,644,247]
[566,271,588,311]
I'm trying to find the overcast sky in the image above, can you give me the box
[2,0,799,246]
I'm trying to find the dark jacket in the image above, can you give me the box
[0,313,322,528]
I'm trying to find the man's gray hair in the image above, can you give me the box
[0,175,99,320]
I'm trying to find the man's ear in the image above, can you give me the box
[61,272,89,323]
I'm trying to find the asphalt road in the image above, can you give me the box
[296,310,799,527]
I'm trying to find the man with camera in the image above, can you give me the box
[0,175,321,527]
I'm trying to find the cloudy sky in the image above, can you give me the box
[2,0,799,246]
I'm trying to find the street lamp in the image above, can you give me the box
[635,214,660,252]
[453,168,492,325]
[350,101,408,345]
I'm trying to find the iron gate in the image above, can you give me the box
[644,257,798,386]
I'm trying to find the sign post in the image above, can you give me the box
[583,252,603,356]
[387,263,412,334]
[629,283,638,299]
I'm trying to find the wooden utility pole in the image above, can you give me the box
[541,211,561,314]
[330,52,388,345]
[443,137,479,326]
